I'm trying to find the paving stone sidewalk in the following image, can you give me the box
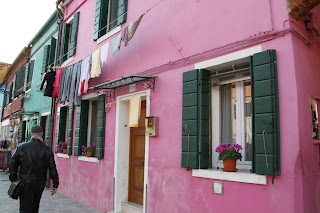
[0,171,100,213]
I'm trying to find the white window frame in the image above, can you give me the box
[86,97,98,146]
[211,79,252,170]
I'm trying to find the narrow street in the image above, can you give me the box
[0,171,99,213]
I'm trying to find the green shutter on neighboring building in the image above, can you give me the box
[14,67,25,97]
[8,84,12,103]
[116,0,128,26]
[42,45,51,73]
[67,107,74,155]
[60,24,70,63]
[40,116,47,140]
[95,95,106,159]
[26,60,35,90]
[181,69,210,169]
[18,121,26,143]
[69,12,80,57]
[45,114,51,146]
[251,50,280,176]
[49,37,56,66]
[74,101,89,156]
[3,88,7,107]
[55,107,67,152]
[93,0,109,40]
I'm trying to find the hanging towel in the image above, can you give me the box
[61,65,74,102]
[100,42,109,68]
[91,48,101,78]
[58,67,67,101]
[122,14,144,46]
[129,96,141,127]
[52,68,62,98]
[68,61,81,107]
[109,33,122,55]
[40,71,56,97]
[78,55,92,96]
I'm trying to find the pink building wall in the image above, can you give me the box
[53,0,320,212]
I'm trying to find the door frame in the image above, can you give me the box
[113,89,150,213]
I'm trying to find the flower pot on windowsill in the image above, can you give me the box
[62,149,67,154]
[86,151,94,157]
[222,159,237,172]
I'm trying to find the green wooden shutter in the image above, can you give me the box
[26,60,35,90]
[181,69,210,169]
[69,12,80,57]
[49,37,56,66]
[55,107,67,152]
[40,116,47,140]
[18,121,26,143]
[3,88,7,107]
[74,101,89,156]
[93,0,109,40]
[8,84,12,103]
[42,45,50,73]
[14,67,25,97]
[116,0,128,26]
[67,107,74,155]
[95,95,106,159]
[60,24,70,63]
[251,50,280,176]
[45,114,51,146]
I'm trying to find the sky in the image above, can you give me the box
[0,0,57,64]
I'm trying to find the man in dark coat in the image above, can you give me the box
[9,125,59,213]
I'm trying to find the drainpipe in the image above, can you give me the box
[48,0,64,150]
[46,0,64,188]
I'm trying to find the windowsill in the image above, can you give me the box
[192,168,267,185]
[57,153,70,158]
[61,56,74,67]
[78,156,99,163]
[96,25,122,44]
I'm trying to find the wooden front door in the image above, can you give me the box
[129,100,146,205]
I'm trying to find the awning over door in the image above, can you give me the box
[91,74,156,97]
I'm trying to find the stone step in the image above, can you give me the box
[121,202,143,213]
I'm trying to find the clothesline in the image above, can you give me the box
[47,0,165,70]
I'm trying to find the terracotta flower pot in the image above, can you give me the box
[87,151,94,157]
[63,149,67,154]
[222,159,237,172]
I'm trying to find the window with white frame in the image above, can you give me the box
[87,98,98,146]
[211,62,253,170]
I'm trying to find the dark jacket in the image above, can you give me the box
[9,137,59,188]
[40,71,56,97]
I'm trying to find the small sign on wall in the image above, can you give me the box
[213,181,223,195]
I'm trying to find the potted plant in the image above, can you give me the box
[81,143,96,157]
[215,143,242,172]
[57,142,68,154]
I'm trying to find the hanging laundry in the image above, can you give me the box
[52,68,62,98]
[100,42,109,68]
[129,96,141,127]
[91,48,101,78]
[58,67,67,101]
[109,33,122,55]
[61,65,74,102]
[40,70,56,97]
[68,61,81,107]
[78,55,92,96]
[122,14,144,46]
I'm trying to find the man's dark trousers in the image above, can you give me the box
[19,180,46,213]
